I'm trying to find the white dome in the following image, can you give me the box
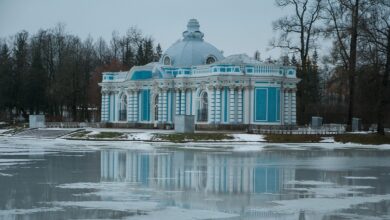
[161,19,224,67]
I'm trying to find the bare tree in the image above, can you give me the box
[324,0,368,129]
[273,0,323,71]
[272,0,323,124]
[360,0,390,134]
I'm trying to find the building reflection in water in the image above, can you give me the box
[100,150,296,194]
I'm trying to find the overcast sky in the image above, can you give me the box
[0,0,293,58]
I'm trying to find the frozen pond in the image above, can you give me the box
[1,137,390,219]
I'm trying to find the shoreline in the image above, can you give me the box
[1,127,389,146]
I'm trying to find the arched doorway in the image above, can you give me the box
[197,91,208,122]
[119,94,127,121]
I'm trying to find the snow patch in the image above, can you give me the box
[230,133,265,142]
[344,176,378,180]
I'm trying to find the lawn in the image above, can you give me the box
[155,133,233,143]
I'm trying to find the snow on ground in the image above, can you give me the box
[0,129,11,134]
[1,128,390,154]
[344,176,378,180]
[229,133,265,142]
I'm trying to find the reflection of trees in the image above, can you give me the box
[100,150,296,194]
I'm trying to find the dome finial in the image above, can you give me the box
[183,19,204,41]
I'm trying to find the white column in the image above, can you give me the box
[133,90,139,122]
[175,89,180,115]
[229,86,235,123]
[291,90,297,125]
[243,86,251,124]
[191,88,197,116]
[158,90,163,122]
[248,86,254,124]
[100,92,108,122]
[162,89,168,122]
[127,91,132,122]
[237,88,243,123]
[284,90,290,125]
[208,86,215,123]
[180,89,186,115]
[167,90,172,123]
[280,88,284,125]
[215,87,221,123]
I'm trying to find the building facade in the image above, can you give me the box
[99,19,299,127]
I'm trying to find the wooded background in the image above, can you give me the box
[0,0,389,133]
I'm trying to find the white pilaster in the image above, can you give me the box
[249,86,254,124]
[215,87,221,123]
[208,86,215,123]
[175,89,180,115]
[191,88,197,116]
[229,86,235,123]
[162,89,168,122]
[101,92,109,122]
[291,90,297,124]
[284,90,290,124]
[158,90,163,122]
[180,89,186,115]
[243,86,251,124]
[127,91,132,122]
[237,88,243,123]
[133,90,139,122]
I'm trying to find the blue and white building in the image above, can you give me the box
[99,19,299,127]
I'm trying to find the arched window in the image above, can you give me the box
[154,95,159,121]
[206,56,216,64]
[119,95,127,121]
[197,91,208,122]
[163,56,171,65]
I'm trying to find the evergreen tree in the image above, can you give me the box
[0,43,13,118]
[143,38,154,64]
[155,43,162,61]
[254,50,261,61]
[136,43,145,65]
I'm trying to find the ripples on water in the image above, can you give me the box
[0,139,390,219]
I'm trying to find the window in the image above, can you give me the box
[197,92,208,122]
[154,95,159,121]
[119,95,127,121]
[163,56,171,65]
[206,56,216,64]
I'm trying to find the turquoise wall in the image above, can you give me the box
[254,87,280,122]
[131,70,153,80]
[141,89,150,121]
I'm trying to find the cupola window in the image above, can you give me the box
[163,56,171,65]
[206,56,216,64]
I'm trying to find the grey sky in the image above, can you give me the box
[0,0,292,58]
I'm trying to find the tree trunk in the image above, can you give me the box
[377,29,390,135]
[347,0,359,131]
